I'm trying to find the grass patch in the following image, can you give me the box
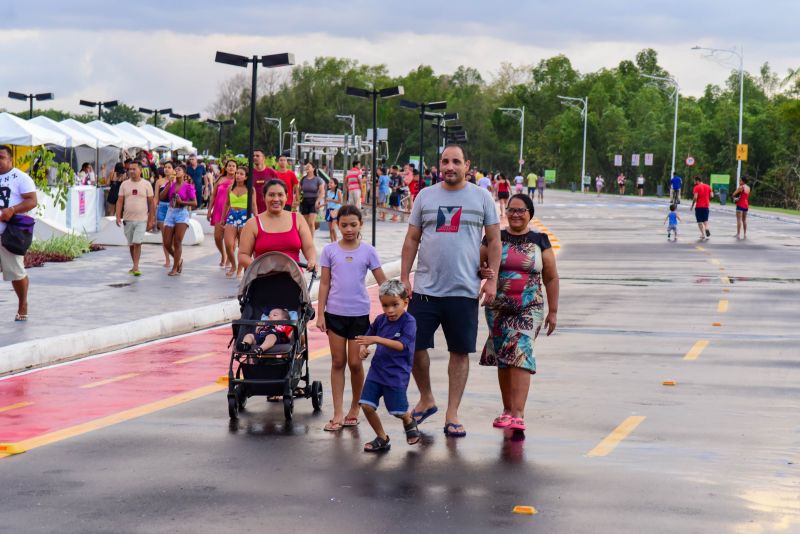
[25,234,104,268]
[749,205,800,217]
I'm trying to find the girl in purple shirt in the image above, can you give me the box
[316,205,386,431]
[159,163,197,276]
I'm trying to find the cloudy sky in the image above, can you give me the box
[1,1,797,118]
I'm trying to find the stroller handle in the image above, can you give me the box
[298,262,318,290]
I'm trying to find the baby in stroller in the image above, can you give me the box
[238,307,294,355]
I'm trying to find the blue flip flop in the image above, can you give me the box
[412,406,438,424]
[443,422,466,438]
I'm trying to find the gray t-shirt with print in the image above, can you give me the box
[409,182,499,298]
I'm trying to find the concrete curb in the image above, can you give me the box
[1,259,404,376]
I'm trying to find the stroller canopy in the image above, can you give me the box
[238,252,311,304]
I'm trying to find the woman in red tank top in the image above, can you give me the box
[238,179,317,272]
[732,176,751,240]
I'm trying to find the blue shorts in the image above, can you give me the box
[325,208,338,222]
[736,206,748,212]
[359,379,409,416]
[156,201,169,223]
[164,206,190,227]
[408,293,479,353]
[695,207,710,223]
[378,191,388,204]
[225,208,248,229]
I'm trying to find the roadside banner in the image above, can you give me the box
[614,154,622,166]
[544,169,557,183]
[644,153,653,166]
[709,173,730,193]
[631,153,640,166]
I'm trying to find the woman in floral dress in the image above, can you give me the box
[479,193,559,432]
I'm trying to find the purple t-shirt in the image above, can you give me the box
[365,312,416,389]
[320,242,381,316]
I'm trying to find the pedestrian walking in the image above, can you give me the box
[115,161,155,276]
[251,149,279,215]
[670,173,683,205]
[185,154,206,208]
[207,159,236,270]
[316,205,386,432]
[400,144,502,438]
[355,279,420,452]
[0,145,37,322]
[617,173,626,195]
[664,203,681,241]
[223,166,249,278]
[690,175,713,240]
[105,162,126,216]
[526,170,538,200]
[155,161,174,268]
[733,176,751,240]
[160,163,197,276]
[275,153,300,212]
[496,173,511,219]
[536,172,546,204]
[514,173,524,195]
[377,167,391,211]
[478,194,559,432]
[595,174,605,196]
[346,161,363,209]
[299,162,325,239]
[324,178,343,242]
[636,174,645,196]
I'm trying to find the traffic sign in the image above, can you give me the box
[519,159,525,165]
[685,156,695,167]
[736,144,748,161]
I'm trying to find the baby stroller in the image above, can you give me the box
[227,251,322,421]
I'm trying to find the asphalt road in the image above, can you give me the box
[1,190,799,533]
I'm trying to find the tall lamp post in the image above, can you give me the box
[169,112,202,139]
[335,114,356,137]
[206,118,236,156]
[8,91,54,118]
[346,85,404,246]
[214,51,295,220]
[399,99,447,172]
[79,99,118,120]
[498,106,526,173]
[139,107,172,127]
[692,45,744,188]
[265,117,283,154]
[641,74,680,181]
[558,95,589,192]
[425,112,459,158]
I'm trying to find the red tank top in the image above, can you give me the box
[497,181,510,193]
[254,212,302,262]
[736,188,749,209]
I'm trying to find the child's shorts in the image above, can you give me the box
[667,224,678,233]
[359,379,408,416]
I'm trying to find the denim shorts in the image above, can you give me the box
[156,201,169,223]
[408,293,479,353]
[359,379,409,416]
[164,207,190,227]
[225,208,248,229]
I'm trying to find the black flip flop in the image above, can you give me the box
[364,435,391,453]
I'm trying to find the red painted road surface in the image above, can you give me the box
[0,283,384,446]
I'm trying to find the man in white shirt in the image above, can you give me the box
[0,145,38,321]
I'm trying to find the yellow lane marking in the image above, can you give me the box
[587,416,646,457]
[0,384,225,458]
[309,347,331,360]
[695,246,705,252]
[79,373,140,389]
[722,288,731,293]
[710,259,720,265]
[175,352,217,364]
[684,340,709,361]
[718,300,729,313]
[0,401,33,414]
[720,276,731,285]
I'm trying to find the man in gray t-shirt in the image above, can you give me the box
[401,144,501,438]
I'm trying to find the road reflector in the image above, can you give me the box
[662,380,676,386]
[712,322,722,327]
[216,376,229,385]
[0,443,25,455]
[722,288,731,293]
[513,505,537,515]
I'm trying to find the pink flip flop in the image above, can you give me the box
[509,417,526,431]
[493,414,512,428]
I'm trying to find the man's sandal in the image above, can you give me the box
[14,313,28,322]
[404,419,421,445]
[364,435,391,452]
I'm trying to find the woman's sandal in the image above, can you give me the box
[364,435,391,453]
[324,420,343,432]
[404,419,421,445]
[14,313,28,322]
[493,414,512,428]
[342,417,359,427]
[177,259,184,273]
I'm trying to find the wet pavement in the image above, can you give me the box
[1,190,800,533]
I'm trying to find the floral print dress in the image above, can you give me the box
[480,230,551,373]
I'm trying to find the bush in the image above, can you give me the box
[24,234,101,268]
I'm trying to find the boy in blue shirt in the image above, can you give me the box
[664,203,681,241]
[670,173,683,205]
[356,280,420,452]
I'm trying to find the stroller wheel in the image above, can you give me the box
[227,396,239,419]
[311,381,323,412]
[283,396,294,421]
[235,384,247,410]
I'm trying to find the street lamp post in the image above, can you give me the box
[79,99,118,120]
[8,91,54,119]
[692,45,744,188]
[214,51,294,220]
[399,99,447,172]
[265,117,283,154]
[346,85,404,246]
[206,118,236,156]
[425,112,459,159]
[169,112,202,139]
[498,106,526,173]
[641,74,680,182]
[557,95,589,192]
[139,107,172,127]
[335,114,356,137]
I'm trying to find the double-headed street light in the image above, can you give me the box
[425,112,459,158]
[558,95,589,192]
[215,50,294,219]
[8,91,54,118]
[498,106,526,173]
[139,107,172,127]
[399,99,447,172]
[346,85,404,246]
[169,112,202,139]
[206,118,236,156]
[642,74,680,182]
[264,117,283,154]
[692,45,745,188]
[79,99,118,120]
[335,114,356,137]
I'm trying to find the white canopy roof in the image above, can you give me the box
[114,122,171,151]
[0,112,68,146]
[29,116,96,148]
[140,124,195,153]
[88,120,152,151]
[61,119,123,148]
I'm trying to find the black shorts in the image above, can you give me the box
[299,198,317,215]
[408,293,479,353]
[324,312,370,340]
[695,207,710,223]
[636,183,644,189]
[497,191,510,200]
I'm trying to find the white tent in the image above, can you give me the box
[140,124,195,153]
[29,116,96,148]
[88,120,150,151]
[115,122,171,151]
[61,119,123,148]
[0,112,67,146]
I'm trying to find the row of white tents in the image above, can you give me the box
[0,112,195,153]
